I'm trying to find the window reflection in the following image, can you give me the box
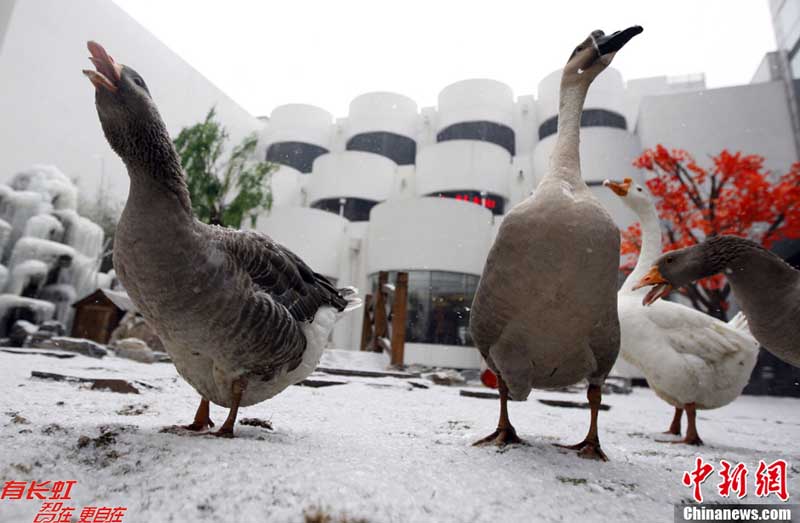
[369,270,478,346]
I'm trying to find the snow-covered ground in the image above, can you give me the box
[0,349,798,523]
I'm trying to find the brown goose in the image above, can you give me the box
[635,235,799,368]
[83,41,360,437]
[469,26,642,460]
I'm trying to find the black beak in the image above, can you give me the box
[593,25,643,56]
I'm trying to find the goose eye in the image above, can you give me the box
[133,77,144,87]
[666,257,674,264]
[636,187,643,192]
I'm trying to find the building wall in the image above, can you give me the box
[0,0,261,203]
[636,82,797,174]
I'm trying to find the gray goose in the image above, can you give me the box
[469,26,642,460]
[636,235,800,368]
[83,41,360,437]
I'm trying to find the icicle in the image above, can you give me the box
[38,284,77,326]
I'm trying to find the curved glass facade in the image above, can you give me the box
[266,141,329,173]
[310,197,379,222]
[426,190,506,215]
[436,121,516,155]
[538,109,627,140]
[370,270,478,347]
[346,132,417,165]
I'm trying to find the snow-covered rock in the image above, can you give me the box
[111,337,156,364]
[9,319,38,347]
[0,295,55,335]
[34,336,108,358]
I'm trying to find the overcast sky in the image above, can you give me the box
[112,0,777,118]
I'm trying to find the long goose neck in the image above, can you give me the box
[622,202,662,293]
[123,120,193,222]
[549,81,589,185]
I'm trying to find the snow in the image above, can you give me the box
[0,349,797,523]
[23,214,64,242]
[5,260,48,296]
[0,295,55,330]
[9,165,78,212]
[8,237,75,270]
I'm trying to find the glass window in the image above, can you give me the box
[436,121,516,156]
[310,197,379,222]
[369,270,479,346]
[538,109,627,140]
[346,132,417,165]
[266,141,329,173]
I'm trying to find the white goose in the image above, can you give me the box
[605,178,758,445]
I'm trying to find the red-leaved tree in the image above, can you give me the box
[622,145,800,320]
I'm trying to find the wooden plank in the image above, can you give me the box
[390,272,408,367]
[316,367,420,379]
[359,293,373,351]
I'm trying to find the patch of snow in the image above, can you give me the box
[5,260,49,295]
[23,214,64,242]
[0,351,796,523]
[8,237,74,270]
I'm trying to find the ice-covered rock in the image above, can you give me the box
[39,319,66,336]
[0,295,55,336]
[0,219,12,255]
[9,319,38,347]
[8,237,74,270]
[53,210,103,259]
[5,260,49,296]
[0,264,8,292]
[23,214,64,242]
[0,189,50,257]
[38,284,77,326]
[10,165,78,211]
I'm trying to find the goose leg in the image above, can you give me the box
[554,384,607,461]
[159,398,215,434]
[182,398,215,431]
[473,376,523,446]
[663,407,683,435]
[211,378,247,439]
[659,403,703,445]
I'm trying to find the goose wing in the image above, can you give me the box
[641,299,758,363]
[213,227,347,322]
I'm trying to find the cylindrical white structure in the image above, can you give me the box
[415,140,511,213]
[261,104,333,173]
[344,92,419,165]
[436,79,516,156]
[367,198,492,275]
[268,165,305,210]
[533,128,643,229]
[256,207,347,280]
[346,92,418,140]
[366,197,492,368]
[306,151,396,221]
[536,67,628,141]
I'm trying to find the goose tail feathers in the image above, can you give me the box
[727,311,750,333]
[339,286,363,313]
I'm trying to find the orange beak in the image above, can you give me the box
[633,266,673,305]
[602,177,633,196]
[82,41,122,92]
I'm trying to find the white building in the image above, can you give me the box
[2,2,796,371]
[0,0,262,203]
[257,70,798,369]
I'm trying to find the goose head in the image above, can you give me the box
[563,26,643,84]
[603,178,653,214]
[633,246,710,305]
[83,41,162,162]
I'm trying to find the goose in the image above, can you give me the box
[604,179,758,445]
[83,42,360,437]
[635,235,800,368]
[469,26,642,460]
